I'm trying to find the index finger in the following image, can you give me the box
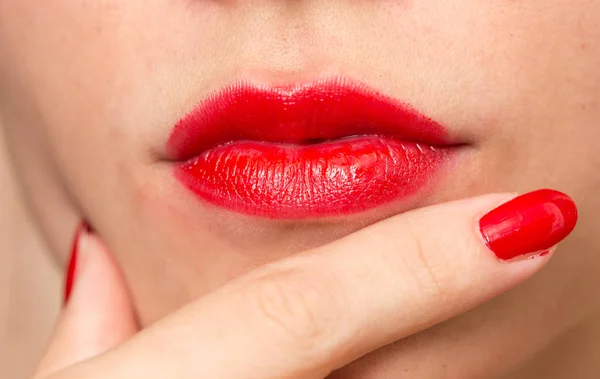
[57,190,577,379]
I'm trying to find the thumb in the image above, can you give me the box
[36,223,139,378]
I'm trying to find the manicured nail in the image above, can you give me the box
[480,189,578,260]
[64,221,91,304]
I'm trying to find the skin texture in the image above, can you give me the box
[0,1,599,378]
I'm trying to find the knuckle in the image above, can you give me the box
[243,266,342,355]
[399,223,450,302]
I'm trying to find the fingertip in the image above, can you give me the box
[37,225,138,376]
[65,228,138,336]
[478,189,578,261]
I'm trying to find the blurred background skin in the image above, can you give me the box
[0,128,61,379]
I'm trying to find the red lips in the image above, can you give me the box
[168,78,455,218]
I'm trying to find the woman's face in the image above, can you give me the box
[2,1,600,377]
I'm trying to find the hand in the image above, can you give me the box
[34,190,577,379]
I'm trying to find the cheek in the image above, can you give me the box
[431,2,600,192]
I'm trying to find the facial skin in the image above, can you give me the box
[1,1,600,378]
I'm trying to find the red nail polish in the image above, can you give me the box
[64,221,91,304]
[480,189,578,260]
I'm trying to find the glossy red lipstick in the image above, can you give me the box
[168,78,453,218]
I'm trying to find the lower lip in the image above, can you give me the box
[174,136,451,219]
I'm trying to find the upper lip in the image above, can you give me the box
[167,77,450,161]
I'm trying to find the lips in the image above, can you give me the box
[167,77,456,219]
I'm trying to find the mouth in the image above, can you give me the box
[167,77,462,219]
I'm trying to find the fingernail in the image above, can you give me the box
[64,221,91,304]
[479,189,578,260]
